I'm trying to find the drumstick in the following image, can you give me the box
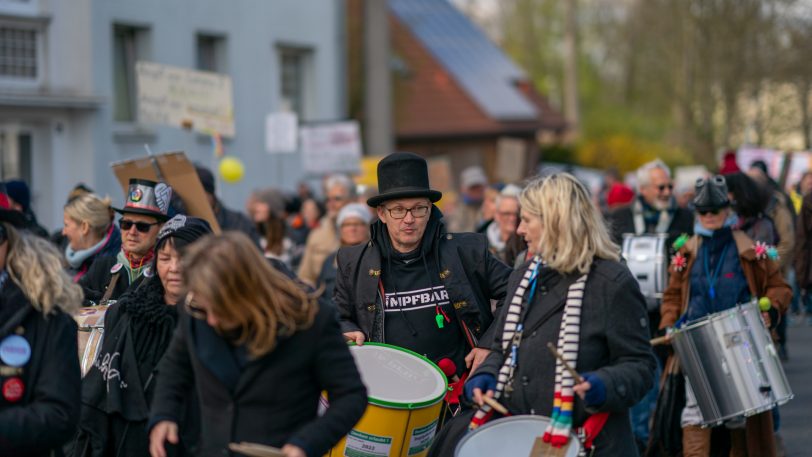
[546,342,585,383]
[481,395,509,415]
[228,442,285,457]
[650,335,670,346]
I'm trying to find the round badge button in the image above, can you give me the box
[2,377,24,403]
[0,335,31,367]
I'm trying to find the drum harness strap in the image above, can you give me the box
[99,271,121,306]
[469,257,607,456]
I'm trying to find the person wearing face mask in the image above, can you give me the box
[79,179,170,305]
[62,193,121,283]
[71,215,212,457]
[658,176,791,457]
[606,159,694,251]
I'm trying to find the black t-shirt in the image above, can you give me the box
[381,250,468,376]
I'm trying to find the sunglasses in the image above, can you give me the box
[697,208,721,216]
[119,219,159,233]
[657,184,674,192]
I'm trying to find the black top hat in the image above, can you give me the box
[693,175,730,212]
[367,152,442,207]
[0,182,26,228]
[113,178,172,221]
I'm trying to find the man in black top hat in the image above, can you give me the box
[334,152,512,378]
[79,178,171,304]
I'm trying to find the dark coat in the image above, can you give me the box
[78,255,147,305]
[0,280,81,457]
[795,192,812,289]
[317,251,338,305]
[606,201,695,252]
[215,201,260,246]
[432,259,657,457]
[72,276,194,457]
[149,302,368,457]
[334,208,512,346]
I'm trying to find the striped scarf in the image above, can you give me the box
[469,255,588,442]
[542,271,588,446]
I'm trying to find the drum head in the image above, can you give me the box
[455,416,581,457]
[349,343,447,409]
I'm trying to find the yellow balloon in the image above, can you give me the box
[219,156,244,183]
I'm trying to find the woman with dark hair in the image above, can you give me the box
[149,232,367,457]
[724,172,778,245]
[73,215,212,457]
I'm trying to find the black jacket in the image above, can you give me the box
[72,276,194,457]
[606,200,695,252]
[78,255,147,305]
[334,207,512,346]
[479,259,656,456]
[149,301,367,457]
[215,201,260,246]
[0,280,81,457]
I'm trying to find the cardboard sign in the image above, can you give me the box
[136,61,235,137]
[111,151,221,233]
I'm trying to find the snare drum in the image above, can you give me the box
[328,343,447,457]
[73,305,111,376]
[671,301,793,426]
[455,415,582,457]
[622,234,668,312]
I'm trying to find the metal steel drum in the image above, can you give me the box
[455,415,582,457]
[621,233,668,312]
[671,301,793,426]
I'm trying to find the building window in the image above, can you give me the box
[0,26,38,79]
[113,24,149,122]
[0,0,39,16]
[278,47,312,120]
[196,34,226,73]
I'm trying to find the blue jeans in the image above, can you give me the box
[630,357,662,443]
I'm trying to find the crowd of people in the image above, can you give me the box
[0,150,803,457]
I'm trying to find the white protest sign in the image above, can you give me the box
[300,121,362,175]
[136,61,235,137]
[265,112,298,154]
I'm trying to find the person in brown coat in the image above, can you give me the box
[794,191,812,322]
[659,176,791,457]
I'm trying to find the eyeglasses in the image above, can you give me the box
[497,211,519,219]
[341,221,368,229]
[184,292,208,320]
[657,183,674,192]
[326,195,347,203]
[119,219,159,233]
[384,205,430,219]
[697,208,721,216]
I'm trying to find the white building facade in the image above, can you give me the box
[0,0,346,230]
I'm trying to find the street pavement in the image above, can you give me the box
[778,320,812,456]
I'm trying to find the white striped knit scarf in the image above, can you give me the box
[469,254,589,449]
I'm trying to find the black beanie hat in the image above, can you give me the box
[693,175,730,212]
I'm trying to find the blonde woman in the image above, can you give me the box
[0,184,84,456]
[62,193,120,282]
[430,173,657,457]
[149,232,366,457]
